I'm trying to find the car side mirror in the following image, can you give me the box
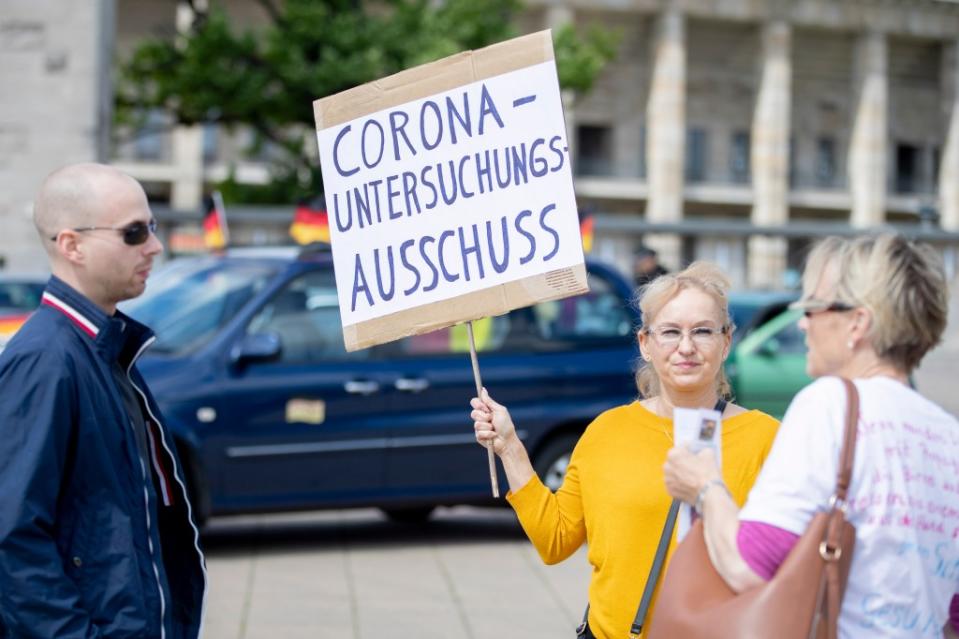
[230,332,281,365]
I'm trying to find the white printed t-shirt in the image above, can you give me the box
[740,376,959,638]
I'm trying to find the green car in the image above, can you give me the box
[726,308,811,419]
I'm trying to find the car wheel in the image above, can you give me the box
[533,434,580,492]
[381,506,435,524]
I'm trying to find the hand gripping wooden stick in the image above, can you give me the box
[467,320,500,498]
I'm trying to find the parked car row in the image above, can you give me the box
[107,247,807,525]
[121,247,642,524]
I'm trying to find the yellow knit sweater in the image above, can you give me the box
[507,401,779,639]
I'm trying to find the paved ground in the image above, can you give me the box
[201,282,959,639]
[201,507,589,639]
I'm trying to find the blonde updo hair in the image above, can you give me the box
[635,261,735,399]
[802,233,948,374]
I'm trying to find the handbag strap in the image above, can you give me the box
[834,379,859,503]
[811,378,860,639]
[576,398,727,638]
[820,378,860,566]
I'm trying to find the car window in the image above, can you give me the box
[247,270,369,363]
[768,318,806,354]
[728,302,759,342]
[397,313,526,356]
[0,281,43,312]
[531,271,634,343]
[395,270,632,358]
[123,258,277,355]
[729,299,794,342]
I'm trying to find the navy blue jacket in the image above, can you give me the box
[0,277,206,638]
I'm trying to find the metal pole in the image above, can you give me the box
[467,320,500,498]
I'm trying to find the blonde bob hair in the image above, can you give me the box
[635,261,735,399]
[802,233,948,374]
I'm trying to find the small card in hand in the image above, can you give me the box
[672,407,722,541]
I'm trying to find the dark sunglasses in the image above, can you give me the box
[50,219,157,246]
[800,302,856,318]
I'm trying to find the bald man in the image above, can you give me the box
[0,164,206,638]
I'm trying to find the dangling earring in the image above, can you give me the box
[847,340,854,350]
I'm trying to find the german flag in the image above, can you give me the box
[289,199,331,245]
[203,191,229,250]
[580,214,594,253]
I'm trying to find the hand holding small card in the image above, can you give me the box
[672,407,722,541]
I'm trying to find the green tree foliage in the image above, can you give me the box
[116,0,619,203]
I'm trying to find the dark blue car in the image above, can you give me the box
[123,246,639,524]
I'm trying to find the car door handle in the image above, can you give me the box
[344,380,381,395]
[394,377,430,393]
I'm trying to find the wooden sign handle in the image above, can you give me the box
[467,320,500,498]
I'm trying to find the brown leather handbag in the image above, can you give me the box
[648,379,860,639]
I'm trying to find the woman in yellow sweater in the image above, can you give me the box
[470,262,780,639]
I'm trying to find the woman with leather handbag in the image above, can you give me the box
[654,233,959,639]
[470,262,780,638]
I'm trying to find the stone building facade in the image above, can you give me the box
[524,0,959,286]
[9,0,959,285]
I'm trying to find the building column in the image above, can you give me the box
[169,0,206,212]
[941,39,959,232]
[170,125,204,210]
[748,21,791,289]
[848,31,888,229]
[644,6,685,270]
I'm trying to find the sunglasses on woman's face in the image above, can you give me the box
[789,298,855,319]
[50,219,157,246]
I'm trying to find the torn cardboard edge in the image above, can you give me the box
[314,30,555,130]
[343,263,588,352]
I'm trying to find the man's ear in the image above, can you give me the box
[56,231,84,264]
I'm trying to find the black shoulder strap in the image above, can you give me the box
[576,604,589,637]
[630,499,680,636]
[577,501,681,638]
[632,397,724,635]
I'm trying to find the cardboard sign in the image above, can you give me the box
[313,30,586,351]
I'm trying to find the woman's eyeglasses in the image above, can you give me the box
[790,298,855,318]
[645,325,727,349]
[50,219,157,246]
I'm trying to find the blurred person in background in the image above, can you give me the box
[0,163,206,638]
[634,244,669,289]
[471,262,779,638]
[664,233,959,638]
